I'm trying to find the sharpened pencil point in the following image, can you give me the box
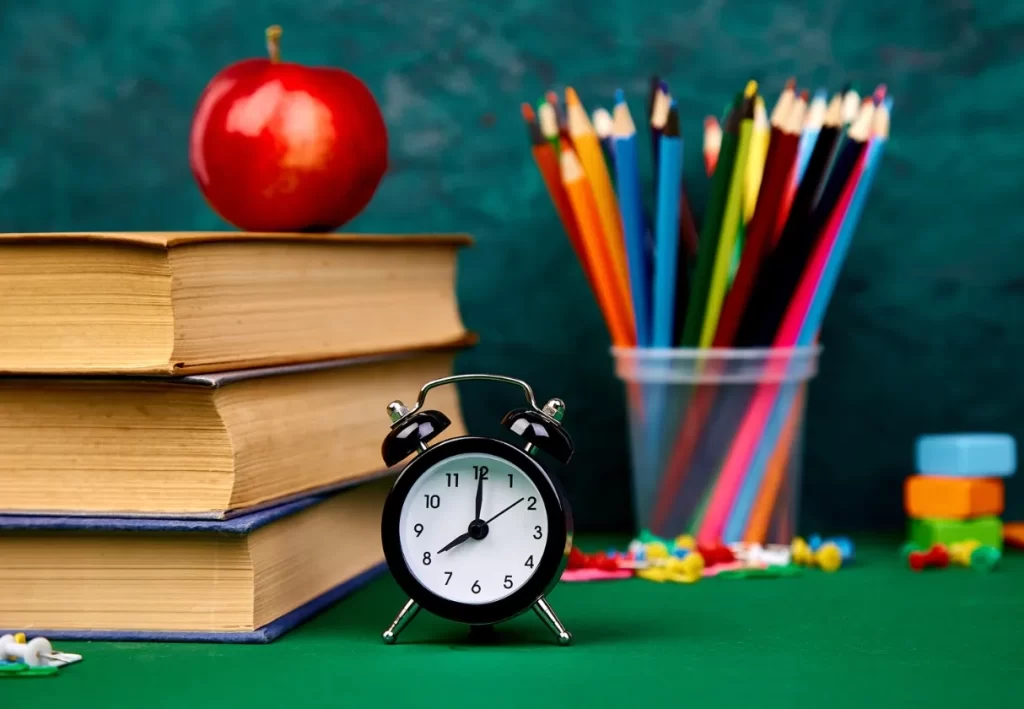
[615,88,626,104]
[785,77,796,90]
[799,89,810,101]
[658,79,669,93]
[565,86,581,106]
[745,80,758,97]
[521,103,535,122]
[873,84,887,104]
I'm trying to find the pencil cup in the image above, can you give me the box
[611,346,821,544]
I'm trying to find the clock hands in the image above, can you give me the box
[485,497,524,524]
[437,496,526,554]
[474,468,484,520]
[437,531,472,554]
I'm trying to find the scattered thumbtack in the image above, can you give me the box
[908,543,950,571]
[791,537,843,572]
[948,540,982,567]
[0,634,60,668]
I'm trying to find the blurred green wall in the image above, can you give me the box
[2,0,1021,533]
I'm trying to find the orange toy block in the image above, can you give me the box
[904,476,1004,519]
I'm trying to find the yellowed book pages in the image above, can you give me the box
[2,477,391,634]
[0,349,466,516]
[0,231,472,375]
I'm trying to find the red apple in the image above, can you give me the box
[189,25,388,232]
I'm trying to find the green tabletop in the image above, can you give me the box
[7,538,1023,707]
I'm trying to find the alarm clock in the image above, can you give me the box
[378,373,574,645]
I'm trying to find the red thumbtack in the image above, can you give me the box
[908,543,950,571]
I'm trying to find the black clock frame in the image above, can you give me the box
[381,435,573,626]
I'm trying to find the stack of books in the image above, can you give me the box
[0,231,473,642]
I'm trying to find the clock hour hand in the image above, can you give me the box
[437,531,472,554]
[485,497,525,525]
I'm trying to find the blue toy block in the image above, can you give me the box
[914,434,1016,477]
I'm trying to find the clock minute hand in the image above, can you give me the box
[485,497,525,525]
[437,531,472,554]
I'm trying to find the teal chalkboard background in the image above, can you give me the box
[2,0,1022,532]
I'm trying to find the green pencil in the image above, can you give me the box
[698,82,758,347]
[678,92,743,347]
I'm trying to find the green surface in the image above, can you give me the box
[909,515,1004,551]
[3,1,1024,534]
[9,539,1024,707]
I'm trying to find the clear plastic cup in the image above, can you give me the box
[612,346,821,544]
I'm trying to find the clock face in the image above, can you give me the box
[398,451,549,605]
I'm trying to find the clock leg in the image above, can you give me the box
[382,598,420,644]
[533,596,572,646]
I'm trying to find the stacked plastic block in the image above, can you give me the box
[906,434,1016,551]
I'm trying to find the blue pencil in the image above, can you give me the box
[651,102,684,347]
[612,90,651,347]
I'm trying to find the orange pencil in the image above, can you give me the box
[561,146,635,346]
[744,386,805,542]
[565,87,634,326]
[522,103,595,289]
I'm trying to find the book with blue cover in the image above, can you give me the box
[0,477,393,643]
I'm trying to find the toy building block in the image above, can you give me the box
[908,516,1003,552]
[915,434,1016,477]
[904,476,1004,519]
[1004,522,1024,549]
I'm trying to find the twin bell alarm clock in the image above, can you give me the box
[378,374,575,645]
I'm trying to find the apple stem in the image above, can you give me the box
[266,25,283,63]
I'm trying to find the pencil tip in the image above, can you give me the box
[615,88,626,104]
[785,77,796,90]
[883,95,893,111]
[520,103,535,122]
[799,89,810,101]
[873,84,887,104]
[658,79,669,93]
[745,80,758,97]
[545,90,559,105]
[565,87,580,105]
[813,88,828,101]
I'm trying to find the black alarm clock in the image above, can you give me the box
[378,373,574,645]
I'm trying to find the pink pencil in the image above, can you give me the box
[695,126,872,544]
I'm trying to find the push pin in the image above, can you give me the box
[0,633,63,668]
[908,543,950,571]
[791,537,843,572]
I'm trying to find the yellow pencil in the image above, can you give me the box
[743,96,770,224]
[698,80,758,347]
[565,86,633,316]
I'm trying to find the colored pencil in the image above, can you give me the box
[701,96,884,544]
[714,91,806,347]
[743,96,771,224]
[698,81,758,348]
[650,82,671,192]
[652,103,684,347]
[592,107,616,174]
[612,91,651,347]
[736,92,843,346]
[522,103,593,289]
[560,145,636,347]
[678,93,741,347]
[703,116,722,176]
[538,101,562,156]
[773,89,826,242]
[566,86,633,321]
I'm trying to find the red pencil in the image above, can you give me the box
[522,103,594,287]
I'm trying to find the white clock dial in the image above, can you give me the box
[398,452,549,605]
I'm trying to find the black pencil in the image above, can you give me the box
[736,92,843,346]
